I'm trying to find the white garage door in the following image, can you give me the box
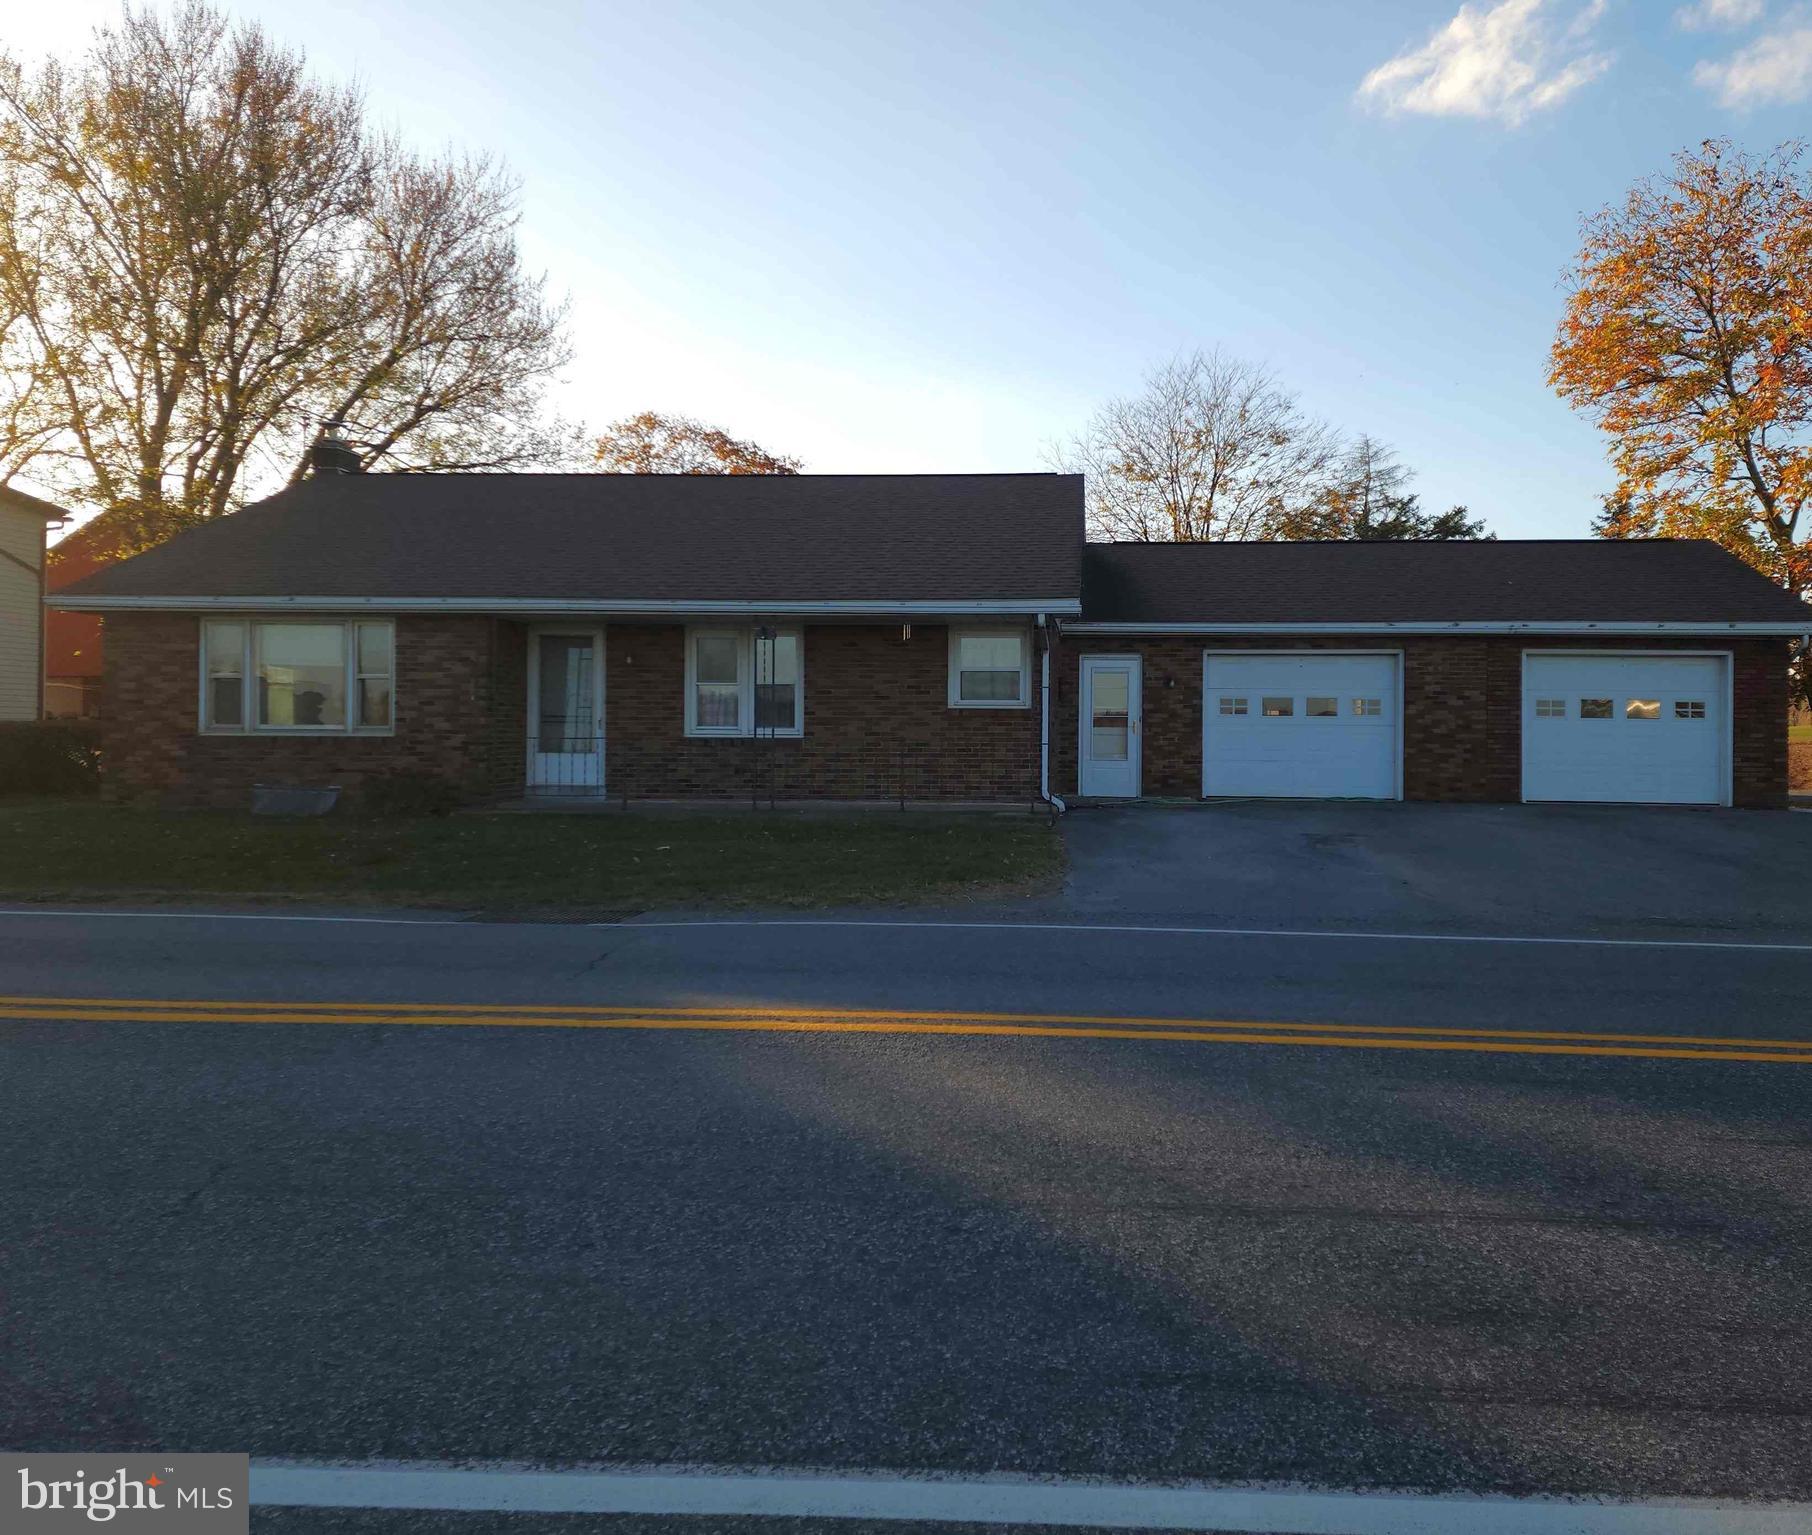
[1203,653,1399,799]
[1523,653,1728,805]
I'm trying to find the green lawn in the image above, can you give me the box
[1791,725,1812,744]
[0,801,1063,912]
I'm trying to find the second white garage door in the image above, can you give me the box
[1203,653,1399,799]
[1522,653,1728,805]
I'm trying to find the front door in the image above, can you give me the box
[1080,654,1141,798]
[528,630,604,793]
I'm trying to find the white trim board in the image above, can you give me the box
[1068,622,1810,637]
[247,1460,1812,1534]
[50,595,1083,617]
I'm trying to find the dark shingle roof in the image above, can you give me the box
[58,473,1084,607]
[1081,540,1811,627]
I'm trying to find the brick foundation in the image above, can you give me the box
[1054,634,1789,809]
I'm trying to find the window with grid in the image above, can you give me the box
[201,620,393,734]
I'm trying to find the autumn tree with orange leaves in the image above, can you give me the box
[1550,140,1812,608]
[593,411,800,475]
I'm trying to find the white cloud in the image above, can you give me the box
[1356,0,1614,125]
[1675,0,1767,30]
[1694,17,1812,104]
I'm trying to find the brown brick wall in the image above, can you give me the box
[606,623,1040,802]
[1055,634,1789,808]
[102,615,1043,807]
[101,612,528,808]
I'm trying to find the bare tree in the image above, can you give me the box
[0,2,575,553]
[1053,350,1340,542]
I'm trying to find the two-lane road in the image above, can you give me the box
[4,905,1812,1530]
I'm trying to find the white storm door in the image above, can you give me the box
[528,630,604,791]
[1522,653,1726,805]
[1080,655,1141,798]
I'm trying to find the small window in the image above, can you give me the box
[1675,700,1706,720]
[1580,698,1613,720]
[355,622,393,729]
[948,629,1028,708]
[1306,696,1337,717]
[1218,696,1248,716]
[754,630,800,732]
[681,627,800,743]
[1626,698,1660,721]
[203,621,246,730]
[1534,698,1566,719]
[1353,697,1383,717]
[1262,697,1293,717]
[691,630,743,732]
[685,627,803,738]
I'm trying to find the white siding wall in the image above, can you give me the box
[0,503,45,720]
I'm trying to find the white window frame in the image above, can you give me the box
[199,618,394,736]
[683,625,804,739]
[946,627,1030,710]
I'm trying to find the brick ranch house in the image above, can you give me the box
[50,470,1810,810]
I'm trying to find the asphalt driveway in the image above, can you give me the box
[1057,801,1809,942]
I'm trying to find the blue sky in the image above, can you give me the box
[11,0,1812,536]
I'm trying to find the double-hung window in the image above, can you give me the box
[947,629,1029,708]
[685,627,803,737]
[201,619,394,733]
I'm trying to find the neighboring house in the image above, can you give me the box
[0,485,66,721]
[44,509,126,719]
[50,469,1811,810]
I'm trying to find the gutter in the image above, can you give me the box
[1037,613,1066,816]
[1066,620,1811,636]
[48,594,1086,619]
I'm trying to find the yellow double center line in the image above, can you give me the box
[2,995,1810,1065]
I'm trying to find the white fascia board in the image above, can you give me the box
[48,595,1082,618]
[1065,621,1812,637]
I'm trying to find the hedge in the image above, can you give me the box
[0,719,103,795]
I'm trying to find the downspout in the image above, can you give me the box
[1038,613,1066,815]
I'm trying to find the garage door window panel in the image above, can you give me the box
[1626,699,1660,721]
[1218,696,1248,716]
[1675,700,1706,719]
[1353,698,1383,717]
[1306,697,1337,717]
[1535,698,1565,718]
[1580,698,1613,720]
[1262,697,1293,717]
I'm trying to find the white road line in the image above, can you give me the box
[622,917,1812,955]
[248,1460,1812,1534]
[0,905,1810,953]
